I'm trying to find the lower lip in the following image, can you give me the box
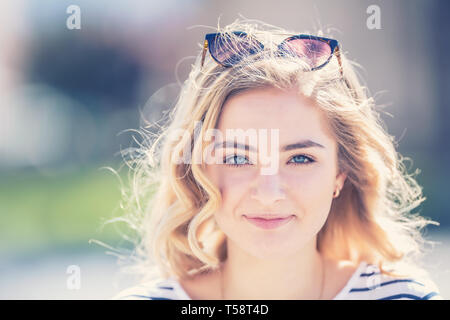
[244,215,295,230]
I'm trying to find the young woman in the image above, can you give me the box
[112,19,442,300]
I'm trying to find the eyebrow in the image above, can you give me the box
[214,139,325,152]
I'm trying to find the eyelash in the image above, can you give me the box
[223,154,316,168]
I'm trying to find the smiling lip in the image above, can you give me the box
[243,215,295,230]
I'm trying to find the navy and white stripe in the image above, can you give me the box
[333,262,442,300]
[112,278,188,300]
[112,261,443,300]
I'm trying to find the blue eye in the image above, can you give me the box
[223,154,315,168]
[289,154,315,166]
[224,155,250,167]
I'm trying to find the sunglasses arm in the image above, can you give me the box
[334,46,344,77]
[201,39,208,68]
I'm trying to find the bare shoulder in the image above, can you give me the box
[335,259,360,275]
[323,258,360,299]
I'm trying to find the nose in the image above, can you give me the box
[250,172,286,206]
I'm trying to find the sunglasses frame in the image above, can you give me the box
[201,31,343,76]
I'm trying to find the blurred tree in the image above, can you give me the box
[27,32,144,112]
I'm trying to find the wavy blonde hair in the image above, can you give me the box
[111,18,439,284]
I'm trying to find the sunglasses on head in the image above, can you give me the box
[201,31,343,76]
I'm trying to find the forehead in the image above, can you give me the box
[217,87,335,146]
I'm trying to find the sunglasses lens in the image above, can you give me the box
[209,33,263,66]
[280,38,332,70]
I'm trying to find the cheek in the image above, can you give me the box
[283,164,335,222]
[284,163,335,197]
[206,166,252,213]
[215,169,252,208]
[211,171,246,238]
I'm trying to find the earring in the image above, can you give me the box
[333,188,340,198]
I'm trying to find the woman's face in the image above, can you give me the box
[205,86,347,260]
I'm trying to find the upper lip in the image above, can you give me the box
[243,214,294,220]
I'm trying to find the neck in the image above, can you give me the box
[220,237,325,300]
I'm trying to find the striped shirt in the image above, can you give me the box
[112,261,443,300]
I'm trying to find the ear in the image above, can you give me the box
[335,170,347,190]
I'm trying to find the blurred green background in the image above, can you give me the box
[0,163,125,255]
